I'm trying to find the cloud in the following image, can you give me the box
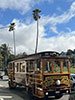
[39,1,75,34]
[38,34,75,53]
[0,0,55,14]
[50,2,75,25]
[0,18,75,55]
[0,19,45,54]
[0,0,35,14]
[0,1,75,54]
[50,25,58,33]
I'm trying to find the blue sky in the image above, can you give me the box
[0,0,75,54]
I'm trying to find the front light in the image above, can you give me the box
[46,92,48,95]
[56,80,61,85]
[66,90,69,93]
[37,87,43,91]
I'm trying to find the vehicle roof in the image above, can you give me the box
[9,51,70,62]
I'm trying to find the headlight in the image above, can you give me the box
[56,80,61,85]
[37,87,43,91]
[46,92,48,95]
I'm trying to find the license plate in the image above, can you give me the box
[55,91,60,94]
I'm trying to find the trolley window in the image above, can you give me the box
[27,61,34,72]
[43,60,52,72]
[27,60,41,72]
[63,60,69,72]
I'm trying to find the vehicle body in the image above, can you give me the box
[8,51,71,99]
[70,74,75,90]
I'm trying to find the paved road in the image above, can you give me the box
[0,76,29,100]
[0,76,75,100]
[0,82,29,100]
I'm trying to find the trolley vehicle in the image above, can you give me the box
[8,51,71,99]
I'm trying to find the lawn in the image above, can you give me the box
[70,67,75,74]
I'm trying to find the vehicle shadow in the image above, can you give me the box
[7,87,29,100]
[69,91,75,100]
[5,87,75,100]
[8,87,57,100]
[8,87,66,100]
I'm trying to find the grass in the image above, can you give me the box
[53,66,75,74]
[70,67,75,74]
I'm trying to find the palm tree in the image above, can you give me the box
[33,9,41,54]
[9,23,16,55]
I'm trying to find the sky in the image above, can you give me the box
[0,0,75,54]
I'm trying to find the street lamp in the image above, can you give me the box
[9,23,16,56]
[33,9,41,54]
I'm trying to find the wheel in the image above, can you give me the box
[28,87,39,100]
[68,89,72,94]
[28,88,34,100]
[1,76,3,79]
[26,86,29,92]
[8,81,17,89]
[73,84,75,91]
[55,94,63,99]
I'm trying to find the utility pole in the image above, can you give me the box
[33,9,41,54]
[9,23,16,56]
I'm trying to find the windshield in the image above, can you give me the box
[43,59,70,73]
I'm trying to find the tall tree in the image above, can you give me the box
[0,52,3,68]
[66,49,73,56]
[0,44,14,69]
[0,44,9,69]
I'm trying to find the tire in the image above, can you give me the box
[28,87,39,100]
[8,81,17,89]
[68,89,72,94]
[28,88,34,100]
[73,85,75,91]
[55,94,63,99]
[1,76,3,79]
[28,86,45,100]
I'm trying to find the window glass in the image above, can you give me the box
[21,65,25,72]
[27,61,34,72]
[34,60,41,73]
[43,59,70,73]
[35,60,40,71]
[16,63,19,72]
[70,77,73,80]
[44,60,52,72]
[30,61,34,71]
[43,60,61,73]
[26,60,41,72]
[15,63,17,72]
[9,63,12,69]
[26,62,28,72]
[63,60,68,72]
[53,61,60,72]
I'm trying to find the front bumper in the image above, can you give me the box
[44,88,71,98]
